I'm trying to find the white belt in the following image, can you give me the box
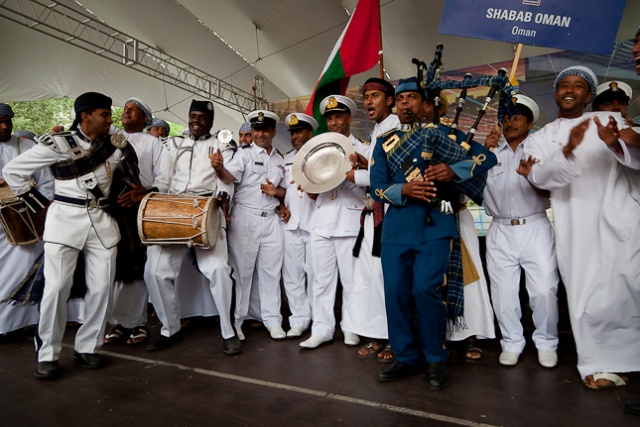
[493,212,547,226]
[233,204,276,217]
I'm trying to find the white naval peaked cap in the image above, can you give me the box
[320,94,357,116]
[513,94,540,125]
[285,113,318,132]
[247,110,279,127]
[595,80,632,100]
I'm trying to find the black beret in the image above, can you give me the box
[74,92,112,116]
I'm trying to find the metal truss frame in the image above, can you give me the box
[0,0,268,114]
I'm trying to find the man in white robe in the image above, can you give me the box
[0,104,54,338]
[523,66,640,388]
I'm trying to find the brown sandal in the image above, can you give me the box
[377,344,395,364]
[358,341,385,359]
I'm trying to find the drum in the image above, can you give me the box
[137,193,219,249]
[0,184,47,246]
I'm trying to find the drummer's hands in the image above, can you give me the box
[117,183,147,207]
[402,180,436,202]
[210,148,224,171]
[261,178,277,196]
[217,194,231,223]
[425,164,455,182]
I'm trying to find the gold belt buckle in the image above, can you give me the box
[510,219,520,226]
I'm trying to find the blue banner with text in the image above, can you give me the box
[438,0,627,55]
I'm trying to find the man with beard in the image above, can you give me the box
[342,78,399,362]
[3,92,140,379]
[523,66,640,390]
[299,94,369,350]
[103,97,163,346]
[0,104,54,340]
[281,113,318,338]
[144,100,241,355]
[483,95,560,368]
[369,77,495,390]
[238,122,252,147]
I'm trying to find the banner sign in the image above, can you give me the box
[438,0,627,55]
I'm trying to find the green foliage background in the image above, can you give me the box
[7,98,184,136]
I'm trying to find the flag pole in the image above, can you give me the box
[509,43,523,80]
[377,0,384,78]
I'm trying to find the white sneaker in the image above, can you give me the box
[538,350,558,368]
[499,351,520,366]
[287,327,305,338]
[299,335,332,349]
[269,326,286,340]
[236,326,245,341]
[343,331,360,346]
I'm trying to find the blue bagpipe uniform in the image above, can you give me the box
[370,122,495,365]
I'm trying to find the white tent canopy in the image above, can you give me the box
[2,0,639,139]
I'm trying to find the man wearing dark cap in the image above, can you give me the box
[0,104,54,340]
[592,81,632,118]
[238,122,252,147]
[369,77,496,390]
[3,92,140,379]
[104,97,164,347]
[147,118,170,139]
[523,66,640,390]
[281,112,318,338]
[212,109,288,341]
[300,94,369,350]
[143,100,241,355]
[343,78,399,361]
[484,95,559,369]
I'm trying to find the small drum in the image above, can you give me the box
[137,193,220,249]
[0,184,47,246]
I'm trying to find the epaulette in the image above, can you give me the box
[36,134,56,147]
[285,148,295,155]
[358,137,370,146]
[275,148,284,158]
[376,129,396,141]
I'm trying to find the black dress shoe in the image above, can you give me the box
[624,400,640,416]
[376,361,420,382]
[426,362,448,390]
[35,361,60,380]
[223,335,242,355]
[147,331,183,351]
[74,352,106,369]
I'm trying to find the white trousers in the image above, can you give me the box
[109,279,148,329]
[342,214,387,339]
[486,217,559,353]
[282,228,313,329]
[309,233,356,339]
[37,229,116,362]
[144,224,235,339]
[228,211,283,329]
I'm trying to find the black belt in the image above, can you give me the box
[54,194,110,209]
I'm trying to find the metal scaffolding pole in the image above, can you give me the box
[0,0,268,114]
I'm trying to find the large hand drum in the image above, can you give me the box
[0,184,47,246]
[137,193,220,249]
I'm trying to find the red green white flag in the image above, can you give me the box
[305,0,381,133]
